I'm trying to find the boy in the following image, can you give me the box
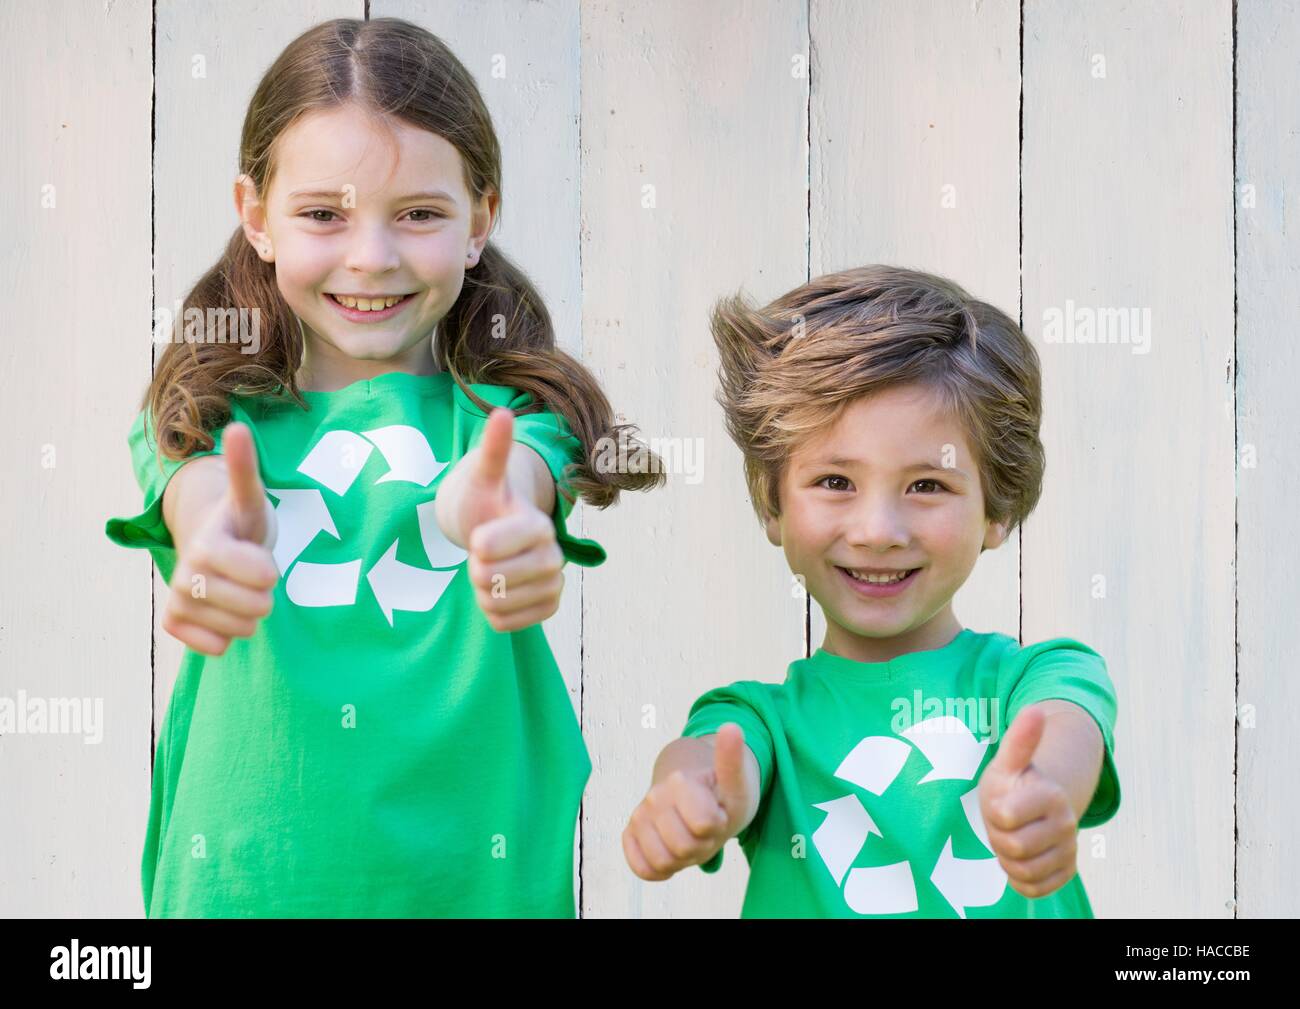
[623,265,1121,917]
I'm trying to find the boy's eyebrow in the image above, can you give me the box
[287,188,457,203]
[813,456,970,479]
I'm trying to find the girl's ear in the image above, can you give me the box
[765,514,782,547]
[234,174,274,262]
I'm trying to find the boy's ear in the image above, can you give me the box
[982,519,1009,552]
[764,513,782,547]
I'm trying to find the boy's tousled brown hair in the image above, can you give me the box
[710,264,1045,534]
[145,16,662,507]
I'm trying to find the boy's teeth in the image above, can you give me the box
[333,294,403,310]
[845,568,913,585]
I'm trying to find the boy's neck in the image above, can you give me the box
[821,610,964,664]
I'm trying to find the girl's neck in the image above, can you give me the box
[296,334,441,393]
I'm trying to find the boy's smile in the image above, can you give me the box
[765,383,1007,664]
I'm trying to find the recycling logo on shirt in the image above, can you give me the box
[811,716,1008,917]
[265,425,467,626]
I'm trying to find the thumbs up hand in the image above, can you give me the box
[161,422,279,657]
[436,408,564,633]
[623,723,756,881]
[978,704,1080,899]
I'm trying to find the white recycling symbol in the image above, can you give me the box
[811,716,1008,917]
[265,425,467,626]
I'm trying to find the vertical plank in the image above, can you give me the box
[376,0,587,903]
[809,0,1022,650]
[1235,0,1300,918]
[579,0,808,917]
[1023,0,1234,916]
[0,0,153,915]
[154,0,362,759]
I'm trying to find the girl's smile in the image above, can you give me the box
[324,291,419,322]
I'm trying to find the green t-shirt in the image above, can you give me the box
[105,370,606,917]
[682,629,1121,918]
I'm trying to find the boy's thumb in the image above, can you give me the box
[223,423,267,543]
[992,705,1046,777]
[713,723,749,815]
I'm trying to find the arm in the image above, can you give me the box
[161,455,230,556]
[1025,699,1105,822]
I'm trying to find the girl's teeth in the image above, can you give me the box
[846,568,913,585]
[332,294,404,310]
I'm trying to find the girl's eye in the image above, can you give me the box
[911,479,946,494]
[297,209,446,223]
[817,475,851,492]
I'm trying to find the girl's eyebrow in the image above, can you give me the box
[287,188,457,203]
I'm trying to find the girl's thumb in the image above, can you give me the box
[223,423,267,543]
[471,409,514,494]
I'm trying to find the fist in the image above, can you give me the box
[978,704,1080,899]
[443,408,565,633]
[623,723,753,881]
[162,422,279,656]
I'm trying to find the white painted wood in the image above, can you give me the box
[0,0,153,916]
[377,0,588,906]
[153,0,363,765]
[578,0,809,918]
[809,0,1022,663]
[3,0,1292,920]
[1235,0,1300,919]
[1022,0,1235,917]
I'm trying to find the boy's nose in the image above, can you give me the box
[842,496,910,551]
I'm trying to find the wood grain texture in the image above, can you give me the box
[2,0,1291,918]
[1235,0,1300,920]
[1023,0,1235,916]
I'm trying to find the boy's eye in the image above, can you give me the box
[816,475,947,493]
[405,209,446,222]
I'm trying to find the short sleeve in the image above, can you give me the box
[453,383,607,568]
[104,407,224,585]
[680,682,776,873]
[1002,638,1121,828]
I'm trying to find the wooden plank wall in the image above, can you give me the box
[1,0,1291,918]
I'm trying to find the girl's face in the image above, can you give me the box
[766,383,1008,664]
[237,102,496,389]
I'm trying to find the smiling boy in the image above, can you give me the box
[623,265,1121,918]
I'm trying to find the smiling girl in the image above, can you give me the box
[105,17,661,918]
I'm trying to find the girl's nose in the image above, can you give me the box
[344,226,401,275]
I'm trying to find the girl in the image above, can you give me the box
[105,17,661,918]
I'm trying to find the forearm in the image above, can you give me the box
[1027,700,1105,822]
[161,455,228,555]
[437,442,555,546]
[653,735,762,836]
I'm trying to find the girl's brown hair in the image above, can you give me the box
[710,264,1045,534]
[145,16,661,507]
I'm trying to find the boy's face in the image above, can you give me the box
[765,383,1008,663]
[235,102,496,388]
